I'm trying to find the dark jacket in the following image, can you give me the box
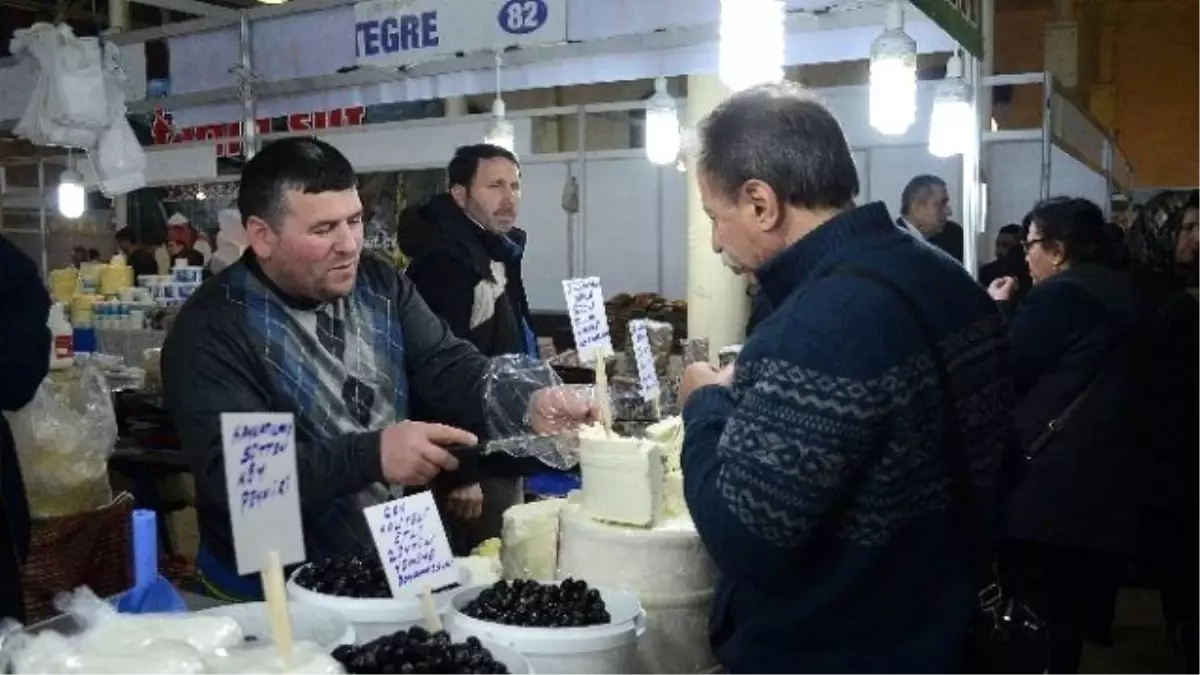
[0,235,51,622]
[1001,263,1143,553]
[162,251,501,580]
[897,218,964,263]
[126,248,159,277]
[979,247,1032,305]
[1128,266,1199,510]
[683,203,1012,673]
[397,194,535,359]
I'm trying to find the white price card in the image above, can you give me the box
[221,413,306,576]
[363,492,458,598]
[562,276,613,363]
[629,320,661,401]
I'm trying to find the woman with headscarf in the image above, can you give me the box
[987,197,1142,674]
[1126,190,1199,672]
[166,223,205,268]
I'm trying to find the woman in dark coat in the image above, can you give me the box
[986,197,1142,674]
[1126,190,1199,673]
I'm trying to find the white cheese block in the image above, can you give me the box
[578,425,663,527]
[499,498,564,580]
[645,416,687,519]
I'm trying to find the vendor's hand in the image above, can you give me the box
[446,483,484,520]
[529,386,598,435]
[379,421,473,486]
[679,362,728,408]
[988,276,1018,302]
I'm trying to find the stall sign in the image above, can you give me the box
[362,492,457,598]
[562,276,613,364]
[150,106,367,158]
[221,412,306,575]
[354,0,566,69]
[629,319,660,401]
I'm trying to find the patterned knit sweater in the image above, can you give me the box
[682,202,1013,674]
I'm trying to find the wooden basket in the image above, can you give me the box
[21,495,133,623]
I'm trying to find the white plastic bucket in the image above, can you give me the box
[637,589,718,674]
[195,602,355,650]
[285,565,465,644]
[481,640,537,675]
[444,583,645,674]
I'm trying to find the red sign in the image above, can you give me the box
[150,106,367,158]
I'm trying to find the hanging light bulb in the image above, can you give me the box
[929,52,973,158]
[719,0,786,92]
[483,54,515,152]
[57,166,85,220]
[645,78,681,165]
[869,0,917,136]
[484,97,516,152]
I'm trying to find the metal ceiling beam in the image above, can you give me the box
[128,0,239,20]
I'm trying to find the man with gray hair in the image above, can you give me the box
[676,83,1013,672]
[899,174,964,262]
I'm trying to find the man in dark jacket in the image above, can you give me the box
[980,223,1031,304]
[396,144,539,554]
[898,175,964,263]
[0,235,51,622]
[398,144,536,359]
[162,138,592,599]
[677,84,1013,673]
[115,227,159,277]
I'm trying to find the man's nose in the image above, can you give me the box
[332,223,360,254]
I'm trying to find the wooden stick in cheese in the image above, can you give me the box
[261,551,294,671]
[593,354,614,436]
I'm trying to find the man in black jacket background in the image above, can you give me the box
[397,144,539,554]
[0,235,51,622]
[897,174,964,263]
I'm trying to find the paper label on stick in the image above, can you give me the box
[629,320,661,401]
[363,492,458,598]
[562,277,613,364]
[221,413,306,576]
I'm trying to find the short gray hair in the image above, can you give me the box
[696,82,859,210]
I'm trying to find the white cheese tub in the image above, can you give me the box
[443,583,645,674]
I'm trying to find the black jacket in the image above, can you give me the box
[161,252,508,570]
[0,235,50,622]
[1001,263,1143,552]
[397,194,534,358]
[396,195,542,480]
[979,247,1032,305]
[1128,266,1199,510]
[896,218,964,263]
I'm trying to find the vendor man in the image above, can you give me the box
[162,137,592,599]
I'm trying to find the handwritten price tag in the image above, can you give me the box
[363,492,457,598]
[562,277,613,364]
[221,413,306,576]
[629,320,660,401]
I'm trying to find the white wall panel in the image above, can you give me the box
[520,161,573,311]
[582,158,662,299]
[659,166,688,301]
[319,118,533,173]
[1049,144,1108,208]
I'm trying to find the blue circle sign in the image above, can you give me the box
[498,0,548,35]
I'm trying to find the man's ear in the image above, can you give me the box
[742,179,782,233]
[450,184,468,208]
[245,215,275,260]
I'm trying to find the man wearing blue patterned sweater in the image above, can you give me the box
[677,84,1014,673]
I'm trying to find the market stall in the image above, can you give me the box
[0,0,999,673]
[981,71,1135,257]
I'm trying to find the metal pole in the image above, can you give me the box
[1039,72,1053,201]
[38,159,48,279]
[1102,139,1114,219]
[238,12,258,160]
[960,52,983,279]
[575,105,587,276]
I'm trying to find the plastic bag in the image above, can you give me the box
[481,355,596,470]
[0,610,207,672]
[3,365,119,518]
[10,23,102,147]
[92,41,145,196]
[55,586,243,655]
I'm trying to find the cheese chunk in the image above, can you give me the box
[500,498,565,580]
[646,416,688,519]
[578,424,663,527]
